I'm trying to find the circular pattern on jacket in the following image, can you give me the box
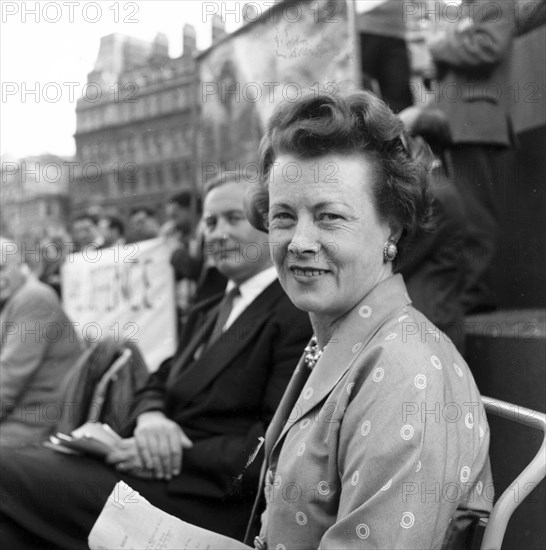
[302,387,314,400]
[359,305,372,318]
[351,471,360,486]
[276,544,287,550]
[372,367,384,382]
[295,511,308,525]
[453,362,463,377]
[400,424,414,440]
[318,481,330,495]
[360,420,371,436]
[465,413,474,429]
[385,332,397,341]
[476,481,483,495]
[296,442,306,456]
[398,314,409,322]
[400,512,415,529]
[380,478,392,491]
[346,382,355,395]
[414,374,427,389]
[416,461,422,472]
[460,466,471,483]
[479,425,485,438]
[352,342,363,353]
[300,418,310,430]
[356,523,370,539]
[431,355,442,369]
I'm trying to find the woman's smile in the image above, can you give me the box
[289,265,331,279]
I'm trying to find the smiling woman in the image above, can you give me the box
[244,91,494,549]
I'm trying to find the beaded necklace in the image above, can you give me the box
[304,335,326,370]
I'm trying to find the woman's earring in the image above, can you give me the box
[383,239,398,262]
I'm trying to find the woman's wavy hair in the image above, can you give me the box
[246,90,433,255]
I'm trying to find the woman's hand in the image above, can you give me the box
[133,411,193,480]
[105,438,155,479]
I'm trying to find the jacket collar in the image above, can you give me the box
[171,280,285,402]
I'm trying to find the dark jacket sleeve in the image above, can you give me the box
[131,357,173,417]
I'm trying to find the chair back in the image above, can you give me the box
[56,337,149,437]
[480,396,546,550]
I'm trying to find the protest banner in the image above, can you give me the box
[62,238,176,371]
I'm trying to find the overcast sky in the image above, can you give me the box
[1,1,267,160]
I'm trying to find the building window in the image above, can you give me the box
[154,131,163,156]
[155,166,164,188]
[171,162,180,185]
[144,169,152,189]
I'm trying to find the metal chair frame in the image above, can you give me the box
[87,348,133,423]
[480,396,546,550]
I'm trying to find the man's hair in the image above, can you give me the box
[246,91,433,250]
[203,173,243,199]
[102,215,125,236]
[168,190,193,209]
[129,207,156,219]
[71,212,99,226]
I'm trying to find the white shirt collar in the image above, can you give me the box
[222,266,278,329]
[225,265,278,303]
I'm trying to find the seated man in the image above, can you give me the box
[0,176,312,549]
[0,237,83,446]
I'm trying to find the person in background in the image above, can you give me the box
[397,105,467,352]
[126,207,160,244]
[0,237,83,446]
[0,175,312,548]
[160,190,196,243]
[426,0,517,313]
[98,214,126,248]
[244,91,491,549]
[37,234,70,298]
[356,0,413,113]
[160,191,205,326]
[70,213,103,252]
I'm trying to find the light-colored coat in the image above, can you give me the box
[0,277,82,445]
[258,275,492,549]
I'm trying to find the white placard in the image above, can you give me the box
[62,238,176,371]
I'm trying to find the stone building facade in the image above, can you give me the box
[1,154,71,247]
[71,26,199,219]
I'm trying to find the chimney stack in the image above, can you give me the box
[212,13,227,42]
[183,24,196,56]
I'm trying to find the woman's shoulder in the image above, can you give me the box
[351,304,475,397]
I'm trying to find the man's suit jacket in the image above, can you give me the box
[0,277,83,445]
[134,279,312,501]
[429,0,517,145]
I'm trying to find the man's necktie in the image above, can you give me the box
[204,285,240,351]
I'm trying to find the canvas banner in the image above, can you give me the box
[198,0,358,182]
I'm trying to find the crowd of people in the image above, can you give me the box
[0,0,529,548]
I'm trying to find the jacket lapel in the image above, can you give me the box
[172,281,284,402]
[166,294,224,384]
